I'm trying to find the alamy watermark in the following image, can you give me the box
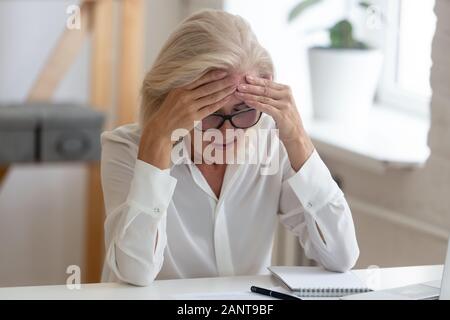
[170,122,281,175]
[365,5,383,30]
[66,5,81,30]
[66,264,81,290]
[363,265,381,289]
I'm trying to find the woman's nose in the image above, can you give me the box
[219,118,234,134]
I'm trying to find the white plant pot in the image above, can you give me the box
[308,47,383,122]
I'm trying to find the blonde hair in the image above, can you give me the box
[139,9,274,126]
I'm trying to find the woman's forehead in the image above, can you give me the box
[227,70,258,86]
[215,70,262,112]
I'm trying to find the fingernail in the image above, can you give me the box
[217,70,228,77]
[246,75,254,80]
[238,84,247,90]
[235,91,244,95]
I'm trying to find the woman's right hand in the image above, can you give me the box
[138,69,237,169]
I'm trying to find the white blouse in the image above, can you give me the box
[100,115,359,286]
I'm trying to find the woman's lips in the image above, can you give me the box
[212,138,237,149]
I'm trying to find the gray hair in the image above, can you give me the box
[139,9,274,125]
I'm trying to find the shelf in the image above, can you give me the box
[303,104,430,173]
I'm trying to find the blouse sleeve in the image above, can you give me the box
[278,147,360,272]
[100,132,177,286]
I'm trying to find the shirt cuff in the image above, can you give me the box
[126,159,177,219]
[286,149,342,212]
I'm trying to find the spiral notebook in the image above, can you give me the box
[268,266,372,297]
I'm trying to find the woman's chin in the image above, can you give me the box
[202,145,239,164]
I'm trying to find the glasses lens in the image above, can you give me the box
[200,114,223,130]
[231,109,260,128]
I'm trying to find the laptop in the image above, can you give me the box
[342,237,450,300]
[439,238,450,300]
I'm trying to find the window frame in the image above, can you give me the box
[376,0,433,118]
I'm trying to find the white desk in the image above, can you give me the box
[0,265,443,300]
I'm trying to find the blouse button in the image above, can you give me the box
[307,202,313,208]
[153,207,160,214]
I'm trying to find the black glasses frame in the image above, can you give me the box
[197,108,262,131]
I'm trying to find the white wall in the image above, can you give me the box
[143,0,185,72]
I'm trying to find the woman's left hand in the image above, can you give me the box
[234,74,315,171]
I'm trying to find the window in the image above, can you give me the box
[377,0,436,116]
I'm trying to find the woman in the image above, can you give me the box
[100,9,359,286]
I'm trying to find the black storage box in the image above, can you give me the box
[0,103,105,164]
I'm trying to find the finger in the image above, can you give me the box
[193,84,236,110]
[244,99,280,119]
[245,75,285,90]
[237,83,284,100]
[197,94,233,119]
[184,69,228,90]
[234,91,283,109]
[191,75,236,100]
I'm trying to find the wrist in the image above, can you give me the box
[138,128,173,169]
[282,129,314,172]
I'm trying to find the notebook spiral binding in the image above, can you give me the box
[293,287,373,298]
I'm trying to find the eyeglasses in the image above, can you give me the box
[196,107,262,131]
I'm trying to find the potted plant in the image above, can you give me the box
[288,0,383,121]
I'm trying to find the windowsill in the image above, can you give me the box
[303,104,430,173]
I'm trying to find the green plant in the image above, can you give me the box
[288,0,374,49]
